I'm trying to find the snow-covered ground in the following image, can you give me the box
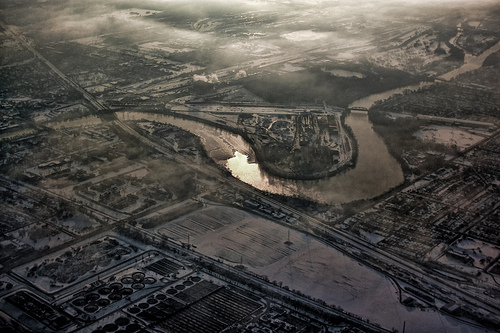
[414,125,485,150]
[61,214,100,235]
[9,225,73,251]
[105,9,161,20]
[46,115,102,129]
[139,41,194,54]
[321,67,366,78]
[438,237,500,280]
[157,205,491,332]
[282,30,329,42]
[12,236,138,294]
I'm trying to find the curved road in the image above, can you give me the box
[113,115,500,317]
[4,16,499,325]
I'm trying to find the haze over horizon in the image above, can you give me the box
[0,0,499,332]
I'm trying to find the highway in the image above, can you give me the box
[122,223,391,333]
[112,115,500,317]
[4,15,499,325]
[0,20,108,112]
[87,83,500,318]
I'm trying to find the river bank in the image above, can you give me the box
[168,109,359,181]
[117,111,403,205]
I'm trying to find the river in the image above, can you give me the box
[348,81,433,109]
[349,32,500,110]
[440,25,500,81]
[117,111,404,205]
[227,112,404,204]
[116,33,500,204]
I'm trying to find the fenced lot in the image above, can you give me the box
[158,287,263,333]
[145,258,182,276]
[13,236,137,294]
[125,274,263,332]
[6,290,72,331]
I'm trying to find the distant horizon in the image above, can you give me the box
[0,0,499,332]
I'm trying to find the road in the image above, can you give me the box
[112,115,500,317]
[123,223,391,333]
[4,16,499,325]
[0,20,107,112]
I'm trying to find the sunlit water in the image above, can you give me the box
[224,112,403,204]
[348,82,433,109]
[440,32,500,81]
[349,38,500,110]
[117,111,403,205]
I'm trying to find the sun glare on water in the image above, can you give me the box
[226,151,264,185]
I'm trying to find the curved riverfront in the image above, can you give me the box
[166,104,357,180]
[117,111,404,205]
[227,112,404,204]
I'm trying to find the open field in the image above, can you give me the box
[1,0,500,331]
[156,205,482,331]
[414,125,486,151]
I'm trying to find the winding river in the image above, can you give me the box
[226,112,404,204]
[349,33,500,109]
[117,111,404,205]
[116,32,500,205]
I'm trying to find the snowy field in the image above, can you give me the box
[438,237,500,279]
[414,125,485,150]
[8,224,73,251]
[156,205,490,332]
